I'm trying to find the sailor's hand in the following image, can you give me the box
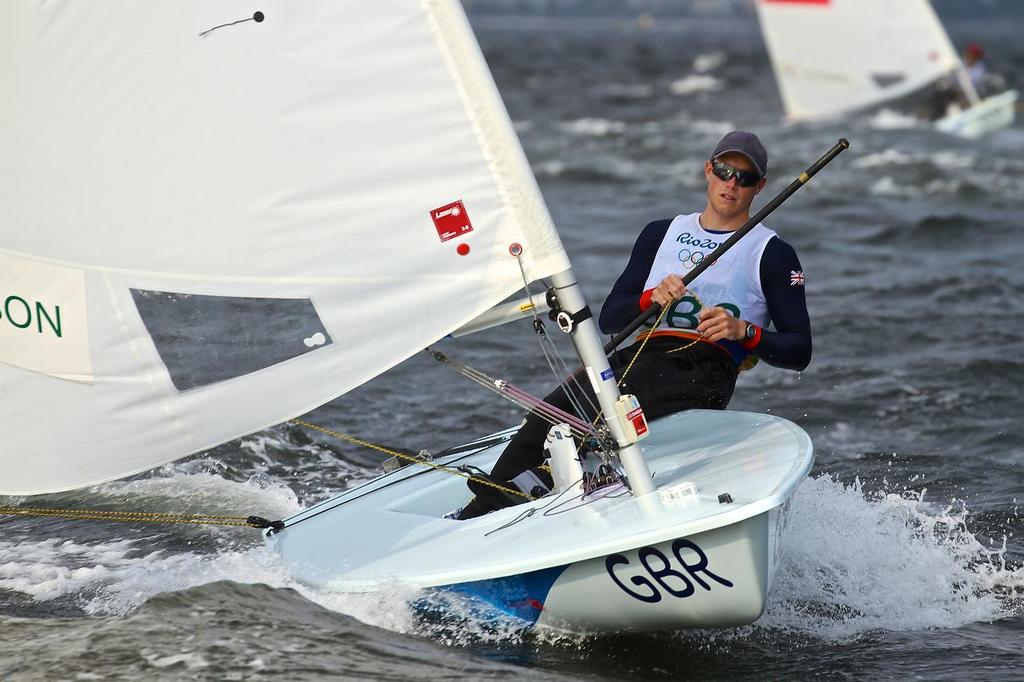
[697,307,744,342]
[651,274,686,307]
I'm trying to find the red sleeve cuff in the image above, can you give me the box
[741,324,762,350]
[639,289,655,311]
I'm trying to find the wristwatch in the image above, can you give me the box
[743,322,757,341]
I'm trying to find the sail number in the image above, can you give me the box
[605,539,733,603]
[666,297,740,330]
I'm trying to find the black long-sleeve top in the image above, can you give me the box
[599,219,812,371]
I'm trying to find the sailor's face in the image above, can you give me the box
[704,152,764,220]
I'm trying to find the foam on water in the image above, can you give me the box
[558,117,627,137]
[692,52,726,73]
[869,175,965,198]
[4,470,1020,646]
[867,108,924,130]
[852,148,975,170]
[669,74,724,95]
[759,474,1024,639]
[86,470,302,518]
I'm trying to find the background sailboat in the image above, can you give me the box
[754,0,1017,137]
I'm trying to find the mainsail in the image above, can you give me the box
[754,0,963,121]
[0,1,569,495]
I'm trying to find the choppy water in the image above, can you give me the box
[4,4,1024,680]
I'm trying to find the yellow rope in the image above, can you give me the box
[0,506,257,527]
[289,419,533,500]
[617,289,706,380]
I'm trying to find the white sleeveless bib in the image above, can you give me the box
[642,213,776,333]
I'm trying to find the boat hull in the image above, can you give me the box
[936,89,1018,138]
[438,507,785,633]
[267,410,812,633]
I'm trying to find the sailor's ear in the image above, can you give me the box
[755,177,767,194]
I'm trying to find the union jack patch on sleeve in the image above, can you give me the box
[790,270,805,286]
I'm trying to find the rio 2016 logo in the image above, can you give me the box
[605,538,733,603]
[675,232,720,250]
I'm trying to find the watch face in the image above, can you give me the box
[745,323,755,339]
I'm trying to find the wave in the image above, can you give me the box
[669,74,724,95]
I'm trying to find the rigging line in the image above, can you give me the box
[537,320,604,430]
[482,476,584,537]
[483,507,536,536]
[426,350,595,439]
[289,419,532,500]
[0,506,267,528]
[511,253,596,419]
[614,297,673,387]
[542,483,631,516]
[426,355,548,417]
[472,377,593,439]
[462,370,593,438]
[514,254,605,433]
[458,377,590,437]
[496,383,593,435]
[616,289,705,383]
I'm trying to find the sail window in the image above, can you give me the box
[130,289,332,391]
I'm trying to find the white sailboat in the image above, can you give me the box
[754,0,1017,138]
[1,1,814,633]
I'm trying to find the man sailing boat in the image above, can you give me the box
[458,131,812,519]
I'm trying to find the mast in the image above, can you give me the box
[549,268,655,496]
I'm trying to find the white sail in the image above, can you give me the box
[754,0,962,121]
[0,1,569,495]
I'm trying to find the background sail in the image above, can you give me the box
[0,1,569,495]
[754,0,961,121]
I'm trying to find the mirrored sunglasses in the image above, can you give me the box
[711,159,761,187]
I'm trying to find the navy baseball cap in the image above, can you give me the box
[711,130,767,177]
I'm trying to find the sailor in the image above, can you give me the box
[963,42,988,96]
[457,131,812,520]
[925,42,1005,119]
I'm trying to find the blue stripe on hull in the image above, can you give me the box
[427,564,570,626]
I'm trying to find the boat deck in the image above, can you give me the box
[268,410,813,590]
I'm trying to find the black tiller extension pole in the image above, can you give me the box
[603,137,850,355]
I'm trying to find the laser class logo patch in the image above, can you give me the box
[430,200,474,243]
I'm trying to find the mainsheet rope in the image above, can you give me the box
[0,506,279,528]
[289,419,534,500]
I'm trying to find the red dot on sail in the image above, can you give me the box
[457,243,470,256]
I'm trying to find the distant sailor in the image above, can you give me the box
[457,131,813,519]
[963,43,988,96]
[925,42,1008,119]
